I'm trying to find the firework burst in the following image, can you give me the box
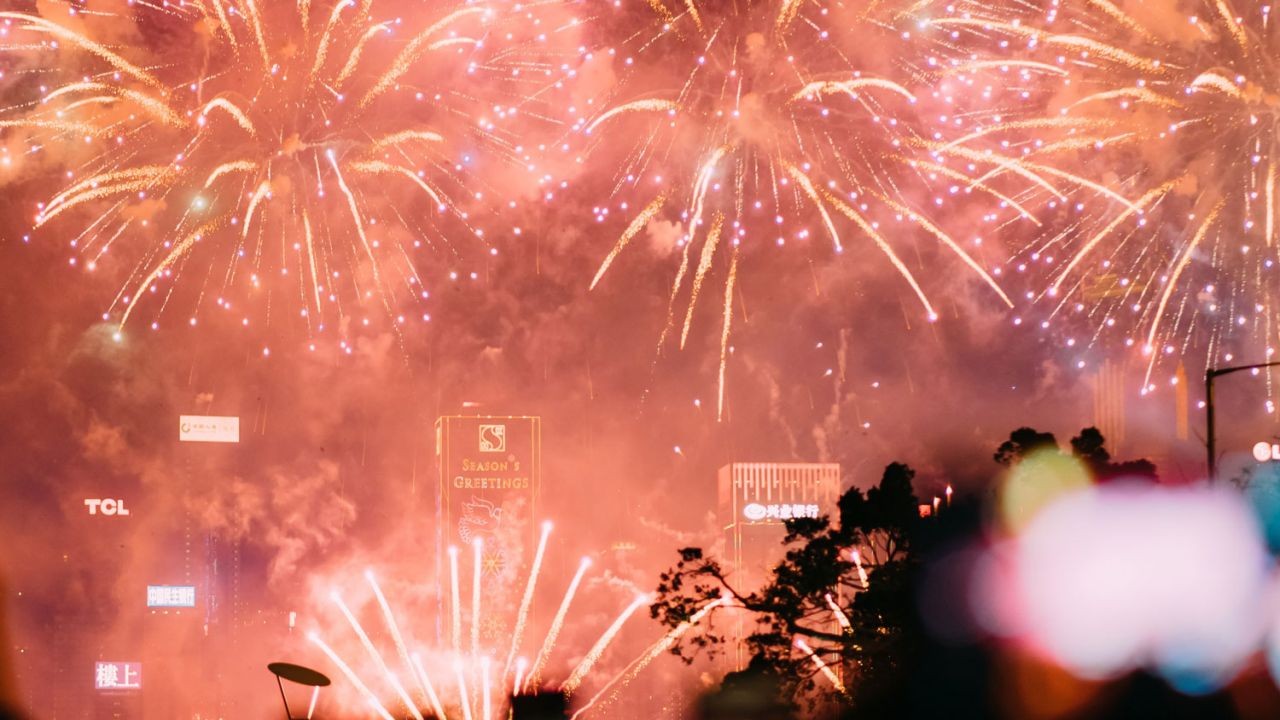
[301,524,707,719]
[921,0,1280,385]
[562,0,1013,416]
[2,0,551,346]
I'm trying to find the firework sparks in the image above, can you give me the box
[922,0,1280,383]
[571,595,728,719]
[303,526,664,719]
[561,593,651,696]
[851,548,869,588]
[481,656,494,720]
[454,661,476,720]
[513,656,530,697]
[331,590,424,720]
[308,631,398,720]
[366,570,428,715]
[794,637,845,693]
[504,521,554,678]
[472,538,484,657]
[824,592,851,631]
[565,0,1013,398]
[449,545,462,653]
[410,653,450,720]
[524,556,592,692]
[2,0,550,344]
[717,246,738,422]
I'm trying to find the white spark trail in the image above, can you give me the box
[504,522,553,678]
[561,594,650,696]
[524,557,592,691]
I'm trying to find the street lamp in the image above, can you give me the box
[267,662,331,720]
[1205,361,1280,481]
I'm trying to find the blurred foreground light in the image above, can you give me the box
[999,449,1091,533]
[984,485,1271,692]
[1245,463,1280,553]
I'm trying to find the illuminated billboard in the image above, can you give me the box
[146,585,196,608]
[437,416,541,648]
[437,416,541,548]
[95,662,141,691]
[718,463,840,527]
[178,415,239,443]
[740,502,821,523]
[718,463,840,584]
[84,498,131,516]
[718,463,841,669]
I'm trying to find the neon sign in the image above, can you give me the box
[146,585,195,608]
[1253,442,1280,462]
[179,415,240,443]
[742,503,820,522]
[95,662,141,690]
[84,499,130,516]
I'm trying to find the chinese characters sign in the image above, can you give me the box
[95,662,141,691]
[742,503,820,523]
[178,415,239,443]
[146,585,195,608]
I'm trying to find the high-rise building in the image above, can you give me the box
[717,463,841,668]
[1174,362,1190,441]
[1092,359,1128,454]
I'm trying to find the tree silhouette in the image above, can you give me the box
[994,427,1058,465]
[997,426,1158,482]
[1070,427,1159,482]
[650,463,922,713]
[1070,427,1111,466]
[650,426,1164,717]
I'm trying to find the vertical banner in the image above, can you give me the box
[437,416,541,649]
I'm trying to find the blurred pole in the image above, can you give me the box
[1205,361,1280,481]
[0,574,21,719]
[1206,370,1216,481]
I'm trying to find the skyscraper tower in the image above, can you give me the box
[1174,362,1190,441]
[1092,359,1128,453]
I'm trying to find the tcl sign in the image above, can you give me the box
[1254,442,1280,463]
[84,499,131,516]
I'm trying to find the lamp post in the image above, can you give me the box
[267,662,331,720]
[1205,360,1280,481]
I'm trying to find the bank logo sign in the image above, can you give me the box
[479,423,506,453]
[95,662,141,690]
[146,585,196,608]
[179,415,240,443]
[742,502,820,522]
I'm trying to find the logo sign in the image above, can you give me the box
[479,424,506,453]
[179,415,239,443]
[146,585,195,608]
[95,662,141,690]
[742,503,820,523]
[84,499,130,516]
[437,416,542,651]
[438,416,540,545]
[1254,442,1280,463]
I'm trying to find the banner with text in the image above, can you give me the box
[179,415,239,443]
